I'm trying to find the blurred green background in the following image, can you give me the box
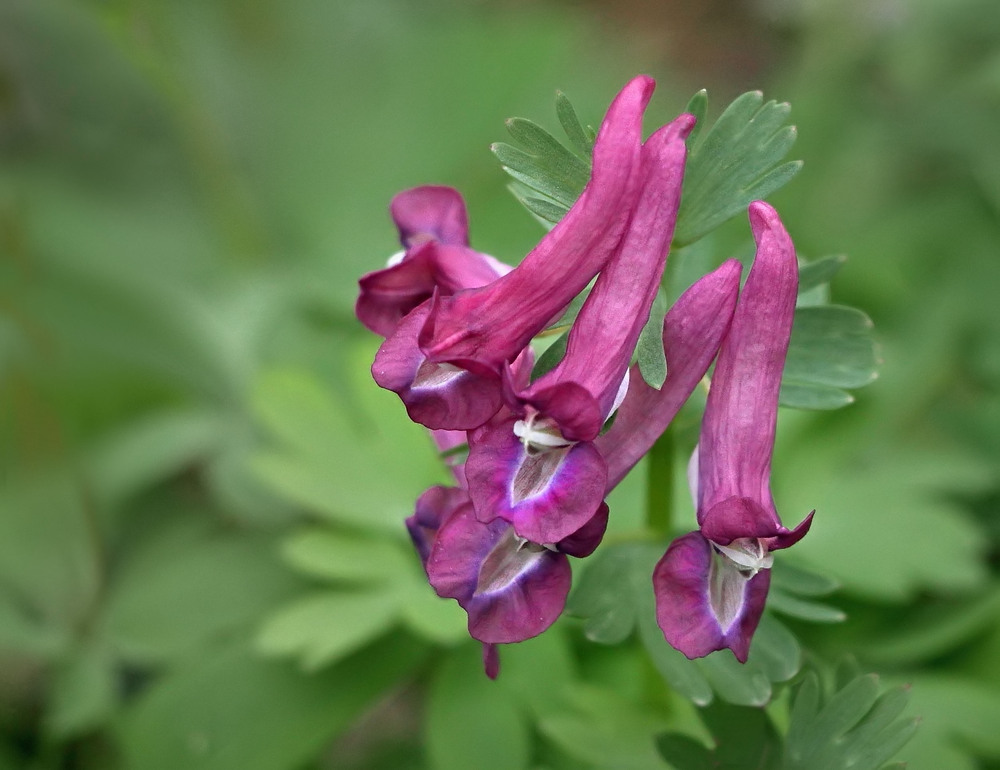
[1,0,999,768]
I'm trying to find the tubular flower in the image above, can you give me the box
[463,115,694,544]
[372,75,655,431]
[652,202,813,663]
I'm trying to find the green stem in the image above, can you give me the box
[645,427,675,537]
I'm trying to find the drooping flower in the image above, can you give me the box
[407,483,608,678]
[372,75,655,431]
[652,201,813,663]
[403,251,745,677]
[463,114,693,545]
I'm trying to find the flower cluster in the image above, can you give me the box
[357,76,811,677]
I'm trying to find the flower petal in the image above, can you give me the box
[521,114,694,423]
[465,414,608,544]
[597,259,742,490]
[391,185,469,247]
[427,507,571,644]
[696,201,798,516]
[555,502,609,558]
[406,485,472,569]
[372,300,506,430]
[653,531,770,662]
[357,242,510,338]
[419,76,655,374]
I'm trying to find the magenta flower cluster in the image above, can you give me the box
[357,76,812,677]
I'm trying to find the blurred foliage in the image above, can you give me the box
[0,0,998,768]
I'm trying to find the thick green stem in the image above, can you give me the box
[645,427,675,537]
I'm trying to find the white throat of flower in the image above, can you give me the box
[712,537,774,577]
[512,412,575,455]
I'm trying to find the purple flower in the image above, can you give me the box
[357,186,512,338]
[407,484,608,678]
[462,114,694,545]
[373,76,655,430]
[653,202,813,663]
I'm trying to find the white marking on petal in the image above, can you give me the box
[412,360,464,389]
[386,250,406,267]
[475,527,548,596]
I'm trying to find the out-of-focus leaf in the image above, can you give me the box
[658,699,782,770]
[780,306,878,410]
[397,582,469,645]
[797,254,847,294]
[566,544,640,645]
[768,561,846,624]
[426,642,530,770]
[777,441,991,601]
[44,640,117,739]
[539,684,670,769]
[893,674,1000,770]
[862,584,1000,666]
[104,528,301,664]
[280,528,413,585]
[675,91,801,246]
[115,635,429,770]
[250,363,447,533]
[785,671,916,770]
[0,473,100,630]
[256,590,399,671]
[86,407,229,512]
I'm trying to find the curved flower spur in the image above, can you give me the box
[653,201,814,663]
[372,75,654,431]
[463,113,694,547]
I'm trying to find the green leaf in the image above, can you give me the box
[397,581,469,645]
[784,671,917,770]
[115,636,429,770]
[566,544,640,645]
[797,254,847,294]
[492,118,590,211]
[493,92,594,227]
[539,684,671,769]
[675,91,801,246]
[531,329,570,381]
[103,524,301,665]
[280,527,413,585]
[893,674,1000,770]
[767,561,846,624]
[250,361,448,533]
[44,640,117,739]
[556,90,595,157]
[256,589,400,671]
[85,407,228,513]
[861,584,1000,666]
[426,643,531,770]
[654,734,713,770]
[780,305,879,410]
[637,287,669,389]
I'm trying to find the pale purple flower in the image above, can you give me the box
[653,202,813,663]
